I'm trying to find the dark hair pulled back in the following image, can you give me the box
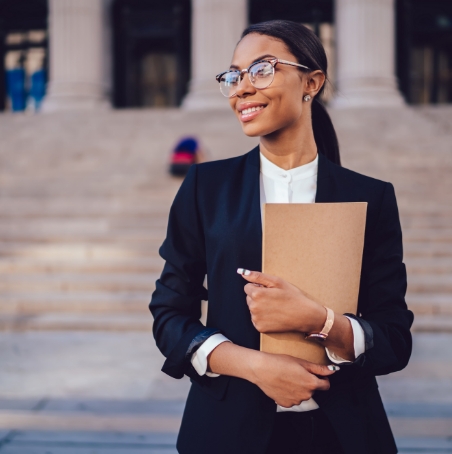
[241,20,341,165]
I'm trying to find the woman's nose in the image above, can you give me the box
[235,73,256,98]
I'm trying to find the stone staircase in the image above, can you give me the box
[0,106,451,331]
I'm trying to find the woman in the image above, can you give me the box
[150,20,413,454]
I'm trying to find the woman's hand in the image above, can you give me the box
[239,269,325,334]
[238,269,356,361]
[208,343,336,408]
[250,352,336,408]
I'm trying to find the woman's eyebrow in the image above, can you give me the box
[229,54,277,70]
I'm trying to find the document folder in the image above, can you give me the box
[261,203,367,364]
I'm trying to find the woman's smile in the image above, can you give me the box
[237,101,267,122]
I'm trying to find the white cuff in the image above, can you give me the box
[191,333,231,377]
[326,316,366,364]
[277,398,319,412]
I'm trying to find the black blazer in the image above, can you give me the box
[150,146,413,454]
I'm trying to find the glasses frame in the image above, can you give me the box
[215,58,311,98]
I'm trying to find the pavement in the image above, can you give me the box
[0,331,187,453]
[0,331,451,453]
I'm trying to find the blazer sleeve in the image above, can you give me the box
[149,165,218,381]
[347,182,414,375]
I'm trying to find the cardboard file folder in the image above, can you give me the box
[261,203,367,365]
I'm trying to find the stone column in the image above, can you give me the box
[332,0,405,108]
[43,0,112,111]
[182,0,247,110]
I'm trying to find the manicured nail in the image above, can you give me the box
[328,365,340,371]
[237,268,251,276]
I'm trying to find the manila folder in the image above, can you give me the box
[261,203,367,365]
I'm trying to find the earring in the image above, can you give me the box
[303,95,311,102]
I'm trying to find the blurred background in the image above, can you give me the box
[0,0,451,453]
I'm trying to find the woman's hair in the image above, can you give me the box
[241,20,341,166]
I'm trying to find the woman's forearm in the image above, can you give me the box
[207,342,261,383]
[207,341,338,408]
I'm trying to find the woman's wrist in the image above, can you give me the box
[247,350,268,386]
[299,301,328,334]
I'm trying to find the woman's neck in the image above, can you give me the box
[259,118,318,171]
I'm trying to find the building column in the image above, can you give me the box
[332,0,405,108]
[43,0,112,112]
[182,0,247,110]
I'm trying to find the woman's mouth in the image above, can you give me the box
[239,105,266,122]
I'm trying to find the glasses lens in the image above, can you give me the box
[219,71,240,97]
[249,61,274,89]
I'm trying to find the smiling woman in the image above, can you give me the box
[150,19,413,454]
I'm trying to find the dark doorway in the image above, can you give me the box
[397,0,452,104]
[0,0,48,112]
[249,0,334,36]
[112,0,190,108]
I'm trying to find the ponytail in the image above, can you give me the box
[312,98,341,166]
[241,20,341,166]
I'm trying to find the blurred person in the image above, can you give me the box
[169,136,205,177]
[150,20,413,454]
[30,68,46,112]
[6,59,27,112]
[6,68,26,111]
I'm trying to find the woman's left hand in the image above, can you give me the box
[239,269,326,334]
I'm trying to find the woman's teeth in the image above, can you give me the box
[241,106,265,115]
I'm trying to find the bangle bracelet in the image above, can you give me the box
[305,306,334,342]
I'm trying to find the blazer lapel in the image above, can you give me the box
[315,152,335,203]
[241,145,263,272]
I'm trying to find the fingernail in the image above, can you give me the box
[237,268,251,276]
[328,365,340,371]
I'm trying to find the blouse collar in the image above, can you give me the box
[259,152,318,182]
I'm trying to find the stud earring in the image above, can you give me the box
[303,95,311,102]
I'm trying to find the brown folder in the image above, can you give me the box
[261,203,367,365]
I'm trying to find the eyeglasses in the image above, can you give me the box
[215,58,311,98]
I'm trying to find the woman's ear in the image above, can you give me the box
[304,70,326,98]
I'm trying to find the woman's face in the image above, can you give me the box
[229,33,312,138]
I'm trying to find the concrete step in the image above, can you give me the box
[0,242,161,259]
[405,257,452,274]
[0,292,152,314]
[1,311,450,334]
[0,256,448,275]
[0,272,450,294]
[0,257,164,274]
[407,274,452,293]
[2,223,452,243]
[411,315,452,333]
[407,293,452,315]
[0,231,167,242]
[404,229,452,243]
[404,242,452,258]
[0,272,159,293]
[0,313,153,332]
[0,289,447,317]
[0,194,176,208]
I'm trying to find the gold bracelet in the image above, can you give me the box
[305,306,334,342]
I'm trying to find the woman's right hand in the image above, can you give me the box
[250,352,336,408]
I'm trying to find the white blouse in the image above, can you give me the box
[191,152,366,412]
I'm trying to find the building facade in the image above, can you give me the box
[0,0,451,112]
